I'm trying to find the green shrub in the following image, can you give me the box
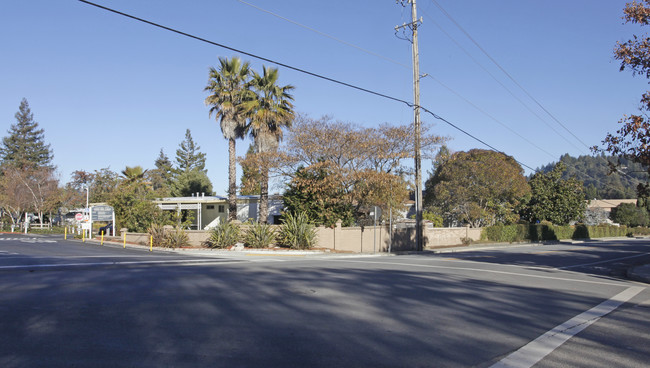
[148,224,190,248]
[481,224,527,243]
[572,224,590,239]
[483,222,641,242]
[244,222,277,248]
[164,228,189,248]
[278,212,317,249]
[148,224,167,247]
[205,221,241,249]
[422,211,444,227]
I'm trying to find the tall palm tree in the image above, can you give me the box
[121,166,148,183]
[204,57,252,222]
[245,66,295,223]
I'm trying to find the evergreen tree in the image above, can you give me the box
[148,149,174,195]
[171,169,214,197]
[610,202,649,227]
[537,154,647,199]
[0,98,53,169]
[283,163,355,227]
[524,162,587,225]
[175,129,207,174]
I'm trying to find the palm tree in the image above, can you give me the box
[121,166,148,183]
[204,57,252,222]
[245,66,295,223]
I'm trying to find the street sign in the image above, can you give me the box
[75,213,83,221]
[91,205,114,222]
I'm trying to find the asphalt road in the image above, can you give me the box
[0,234,648,367]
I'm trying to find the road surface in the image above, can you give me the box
[0,234,648,367]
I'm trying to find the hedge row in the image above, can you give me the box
[481,224,650,243]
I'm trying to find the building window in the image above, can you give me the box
[206,205,215,210]
[218,205,225,213]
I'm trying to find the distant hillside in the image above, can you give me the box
[537,154,648,200]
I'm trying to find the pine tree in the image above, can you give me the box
[175,129,206,174]
[148,149,174,194]
[0,98,53,169]
[155,149,174,182]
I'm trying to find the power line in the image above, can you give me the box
[78,0,404,106]
[425,73,557,160]
[429,0,592,152]
[235,0,558,161]
[419,7,583,155]
[77,0,536,172]
[421,106,536,171]
[235,0,409,69]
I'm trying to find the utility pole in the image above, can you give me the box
[396,0,423,251]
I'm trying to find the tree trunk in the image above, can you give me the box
[228,138,238,222]
[259,166,269,224]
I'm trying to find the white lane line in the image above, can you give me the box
[328,259,628,286]
[557,252,650,269]
[490,286,645,368]
[0,258,239,270]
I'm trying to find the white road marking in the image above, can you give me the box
[0,237,57,243]
[0,258,239,270]
[490,286,645,368]
[557,252,650,269]
[328,259,629,286]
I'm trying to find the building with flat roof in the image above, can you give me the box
[154,194,283,229]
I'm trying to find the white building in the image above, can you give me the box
[154,194,283,229]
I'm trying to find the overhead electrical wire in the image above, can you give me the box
[77,0,404,106]
[235,0,405,69]
[78,0,537,172]
[232,0,555,161]
[419,8,583,155]
[429,0,592,152]
[235,0,647,193]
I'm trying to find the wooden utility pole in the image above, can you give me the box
[396,0,423,251]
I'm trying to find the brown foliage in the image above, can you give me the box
[0,166,60,225]
[241,115,445,222]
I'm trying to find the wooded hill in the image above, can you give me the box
[537,154,648,200]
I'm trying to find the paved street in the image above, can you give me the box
[0,234,648,367]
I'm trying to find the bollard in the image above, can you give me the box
[82,230,85,243]
[149,235,153,252]
[64,227,67,240]
[101,233,104,246]
[123,232,126,248]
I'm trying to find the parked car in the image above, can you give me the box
[98,223,113,236]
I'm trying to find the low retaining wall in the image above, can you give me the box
[316,223,482,253]
[120,229,210,247]
[120,224,482,253]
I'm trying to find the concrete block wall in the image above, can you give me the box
[121,223,483,252]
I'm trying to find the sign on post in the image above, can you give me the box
[90,205,115,237]
[91,205,114,222]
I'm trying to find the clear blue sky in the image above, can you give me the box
[1,0,646,194]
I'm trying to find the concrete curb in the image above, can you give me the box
[70,237,345,257]
[627,264,650,284]
[67,237,650,282]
